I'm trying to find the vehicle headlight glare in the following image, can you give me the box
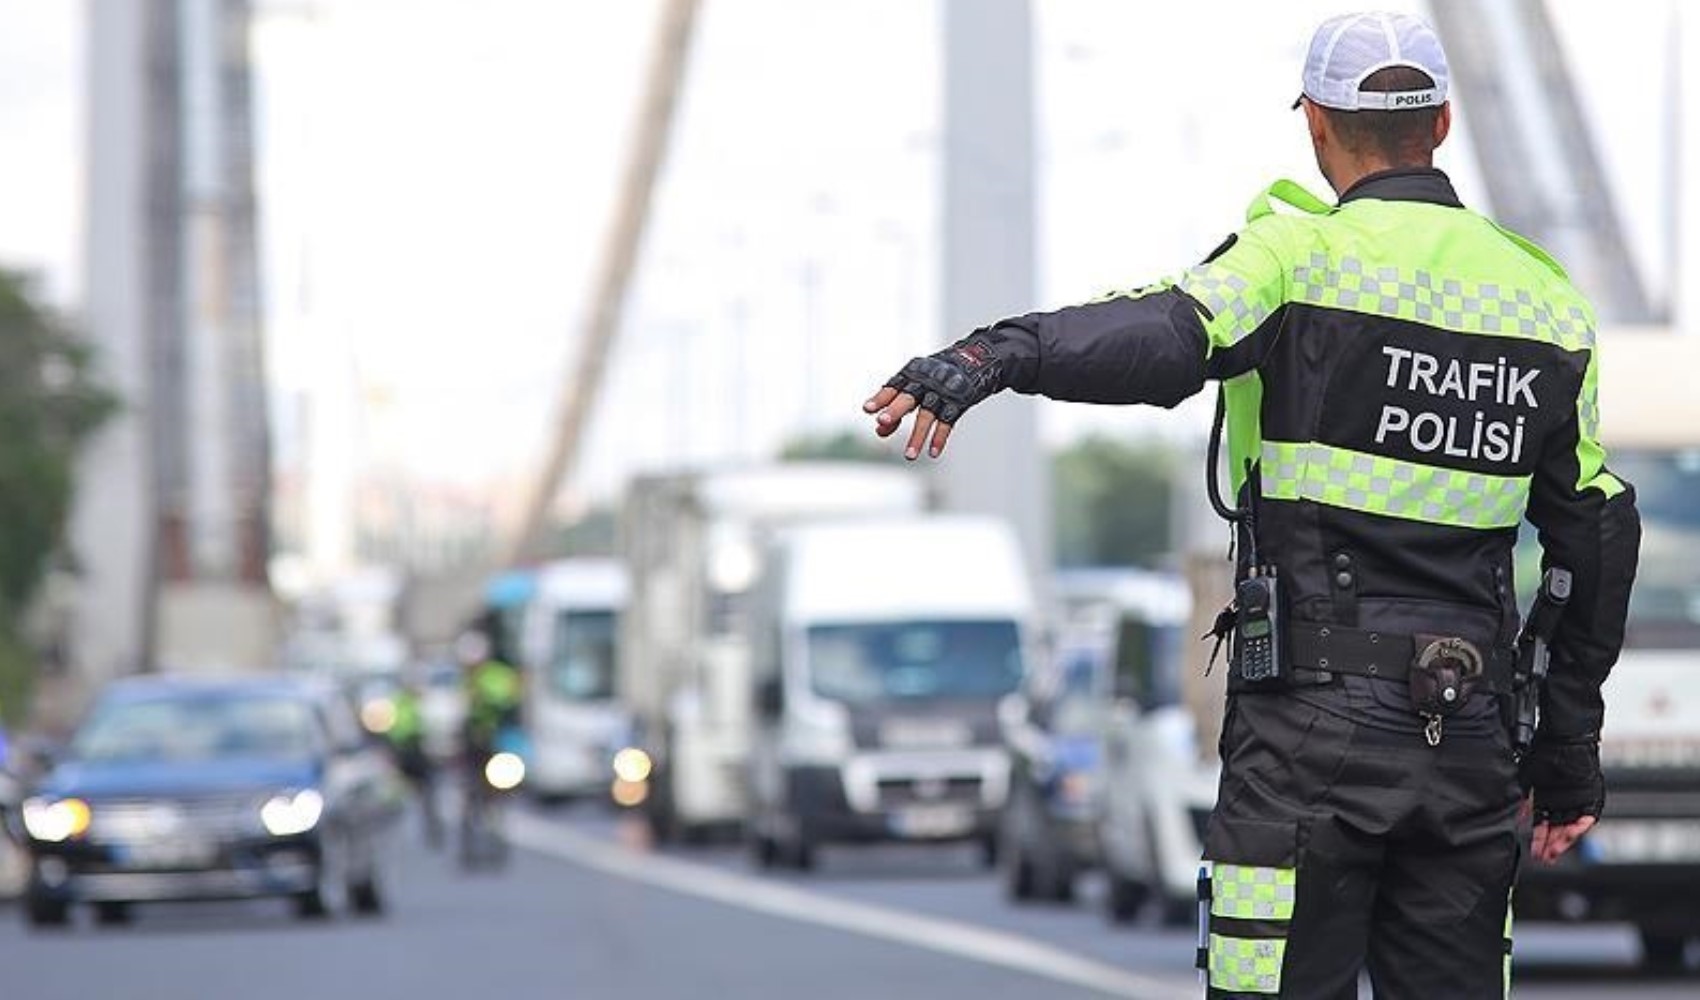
[485,751,525,791]
[360,697,397,734]
[261,789,325,836]
[22,797,92,843]
[611,747,653,785]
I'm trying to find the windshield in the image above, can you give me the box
[71,692,320,764]
[547,609,618,701]
[806,620,1024,705]
[1614,448,1700,649]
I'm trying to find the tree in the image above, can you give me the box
[0,271,116,725]
[1051,435,1177,568]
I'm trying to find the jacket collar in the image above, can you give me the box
[1338,167,1464,209]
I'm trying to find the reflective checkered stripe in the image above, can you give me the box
[1289,252,1595,352]
[1210,863,1296,921]
[1177,262,1283,348]
[1202,863,1295,995]
[1208,933,1287,995]
[1261,440,1530,529]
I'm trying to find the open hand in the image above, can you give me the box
[863,385,955,461]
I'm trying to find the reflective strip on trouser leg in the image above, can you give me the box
[1211,863,1297,921]
[1208,934,1287,995]
[1205,862,1296,995]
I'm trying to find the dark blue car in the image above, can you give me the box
[16,674,400,928]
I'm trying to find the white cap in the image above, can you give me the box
[1298,11,1450,112]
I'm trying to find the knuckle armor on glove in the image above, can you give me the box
[884,336,1004,426]
[1519,735,1605,824]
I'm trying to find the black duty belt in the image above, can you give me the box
[1285,621,1513,692]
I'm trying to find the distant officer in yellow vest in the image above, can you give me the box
[383,675,442,848]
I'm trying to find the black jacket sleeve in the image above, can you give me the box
[1524,365,1642,740]
[978,288,1213,408]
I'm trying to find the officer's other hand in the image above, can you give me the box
[1529,808,1595,864]
[1519,734,1605,864]
[862,335,1004,461]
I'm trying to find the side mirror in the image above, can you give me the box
[756,676,784,719]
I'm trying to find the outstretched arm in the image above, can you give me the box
[863,225,1291,460]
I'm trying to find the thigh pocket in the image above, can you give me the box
[1199,817,1299,997]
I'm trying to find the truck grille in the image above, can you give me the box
[876,776,981,810]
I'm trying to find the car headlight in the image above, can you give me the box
[261,789,325,836]
[361,697,397,734]
[485,752,526,791]
[22,797,92,843]
[611,747,653,785]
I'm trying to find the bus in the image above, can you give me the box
[517,559,628,803]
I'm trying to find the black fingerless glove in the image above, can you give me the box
[883,333,1005,425]
[1519,733,1605,825]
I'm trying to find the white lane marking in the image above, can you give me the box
[506,812,1196,1000]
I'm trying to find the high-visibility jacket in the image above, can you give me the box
[465,659,521,744]
[978,167,1640,740]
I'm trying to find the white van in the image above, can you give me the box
[518,559,628,802]
[1055,569,1216,925]
[746,515,1036,869]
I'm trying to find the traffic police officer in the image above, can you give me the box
[863,11,1640,998]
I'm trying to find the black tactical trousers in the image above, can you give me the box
[1200,689,1523,998]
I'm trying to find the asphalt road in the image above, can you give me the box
[2,800,1695,1000]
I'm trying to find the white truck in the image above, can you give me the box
[1514,329,1700,968]
[617,463,928,842]
[517,558,628,803]
[744,514,1037,870]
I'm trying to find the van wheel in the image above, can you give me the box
[1158,892,1196,928]
[95,901,133,926]
[1002,839,1036,901]
[1044,855,1077,904]
[350,868,385,916]
[1639,928,1691,971]
[25,892,70,929]
[1104,869,1149,925]
[748,828,779,870]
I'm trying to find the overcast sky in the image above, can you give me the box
[0,0,1683,507]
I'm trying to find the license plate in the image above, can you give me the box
[1585,821,1700,864]
[114,838,218,869]
[891,805,973,839]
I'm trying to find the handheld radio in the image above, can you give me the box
[1205,388,1285,684]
